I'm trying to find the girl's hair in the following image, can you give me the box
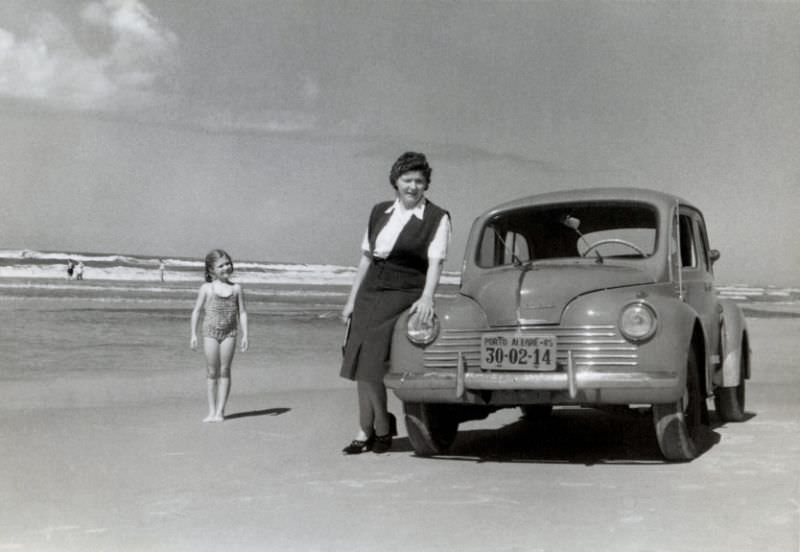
[389,151,432,190]
[204,249,233,282]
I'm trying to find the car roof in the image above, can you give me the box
[484,187,698,215]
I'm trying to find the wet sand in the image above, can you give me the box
[1,301,798,551]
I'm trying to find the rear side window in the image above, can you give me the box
[678,214,697,268]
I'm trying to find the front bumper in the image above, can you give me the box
[385,357,680,405]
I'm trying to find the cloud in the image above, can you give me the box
[193,107,318,135]
[300,74,320,103]
[356,141,564,173]
[0,0,177,110]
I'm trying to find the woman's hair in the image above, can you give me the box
[389,151,432,190]
[204,249,233,282]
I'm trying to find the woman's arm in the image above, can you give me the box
[341,251,371,322]
[236,284,248,352]
[190,284,207,349]
[409,214,451,324]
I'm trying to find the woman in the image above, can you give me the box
[340,151,451,454]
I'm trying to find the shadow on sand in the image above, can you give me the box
[390,406,748,465]
[225,407,291,420]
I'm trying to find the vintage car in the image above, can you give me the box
[386,188,750,461]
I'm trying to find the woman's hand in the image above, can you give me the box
[410,295,435,325]
[240,337,249,352]
[190,334,198,350]
[341,300,354,323]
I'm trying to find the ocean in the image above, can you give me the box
[0,248,364,285]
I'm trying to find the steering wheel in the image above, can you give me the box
[582,238,647,257]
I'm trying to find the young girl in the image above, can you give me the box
[190,249,249,422]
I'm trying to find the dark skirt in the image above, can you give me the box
[340,260,424,382]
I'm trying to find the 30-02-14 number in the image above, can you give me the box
[484,347,552,366]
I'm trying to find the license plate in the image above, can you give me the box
[480,332,557,371]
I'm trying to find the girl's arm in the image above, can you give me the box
[190,284,207,349]
[409,257,445,325]
[236,284,248,352]
[341,251,371,322]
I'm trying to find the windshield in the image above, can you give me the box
[476,200,658,268]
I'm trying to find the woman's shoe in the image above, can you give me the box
[372,434,392,454]
[342,435,374,455]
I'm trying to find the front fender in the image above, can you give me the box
[389,294,488,375]
[720,299,750,385]
[562,285,699,379]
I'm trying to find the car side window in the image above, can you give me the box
[694,217,712,273]
[478,226,530,267]
[505,232,530,264]
[678,214,697,268]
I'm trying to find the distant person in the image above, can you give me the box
[190,249,249,422]
[66,260,74,279]
[74,262,84,281]
[340,152,451,454]
[158,259,166,282]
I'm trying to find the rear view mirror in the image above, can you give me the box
[562,215,581,231]
[710,249,721,264]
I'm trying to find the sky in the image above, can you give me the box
[1,0,798,286]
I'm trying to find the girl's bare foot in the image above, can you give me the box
[212,414,224,422]
[203,414,215,423]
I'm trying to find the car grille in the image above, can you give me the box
[423,325,639,369]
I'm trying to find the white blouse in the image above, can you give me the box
[361,199,451,260]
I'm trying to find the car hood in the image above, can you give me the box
[464,263,655,326]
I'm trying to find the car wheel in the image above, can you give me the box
[714,344,747,422]
[520,405,553,420]
[403,402,459,457]
[652,347,703,461]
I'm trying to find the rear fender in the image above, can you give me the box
[720,300,750,384]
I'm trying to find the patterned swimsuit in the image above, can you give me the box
[203,290,239,341]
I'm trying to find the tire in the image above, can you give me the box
[652,348,703,461]
[715,384,746,422]
[403,402,459,457]
[715,345,747,422]
[520,405,553,419]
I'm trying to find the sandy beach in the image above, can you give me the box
[1,290,799,552]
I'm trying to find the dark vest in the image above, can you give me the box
[368,199,449,275]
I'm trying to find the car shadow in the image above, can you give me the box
[224,407,291,420]
[393,407,724,465]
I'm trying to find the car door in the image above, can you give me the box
[678,207,717,390]
[693,213,722,362]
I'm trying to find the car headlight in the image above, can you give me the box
[619,302,657,342]
[406,312,441,345]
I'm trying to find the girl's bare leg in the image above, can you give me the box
[214,337,237,421]
[205,379,218,422]
[203,338,221,422]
